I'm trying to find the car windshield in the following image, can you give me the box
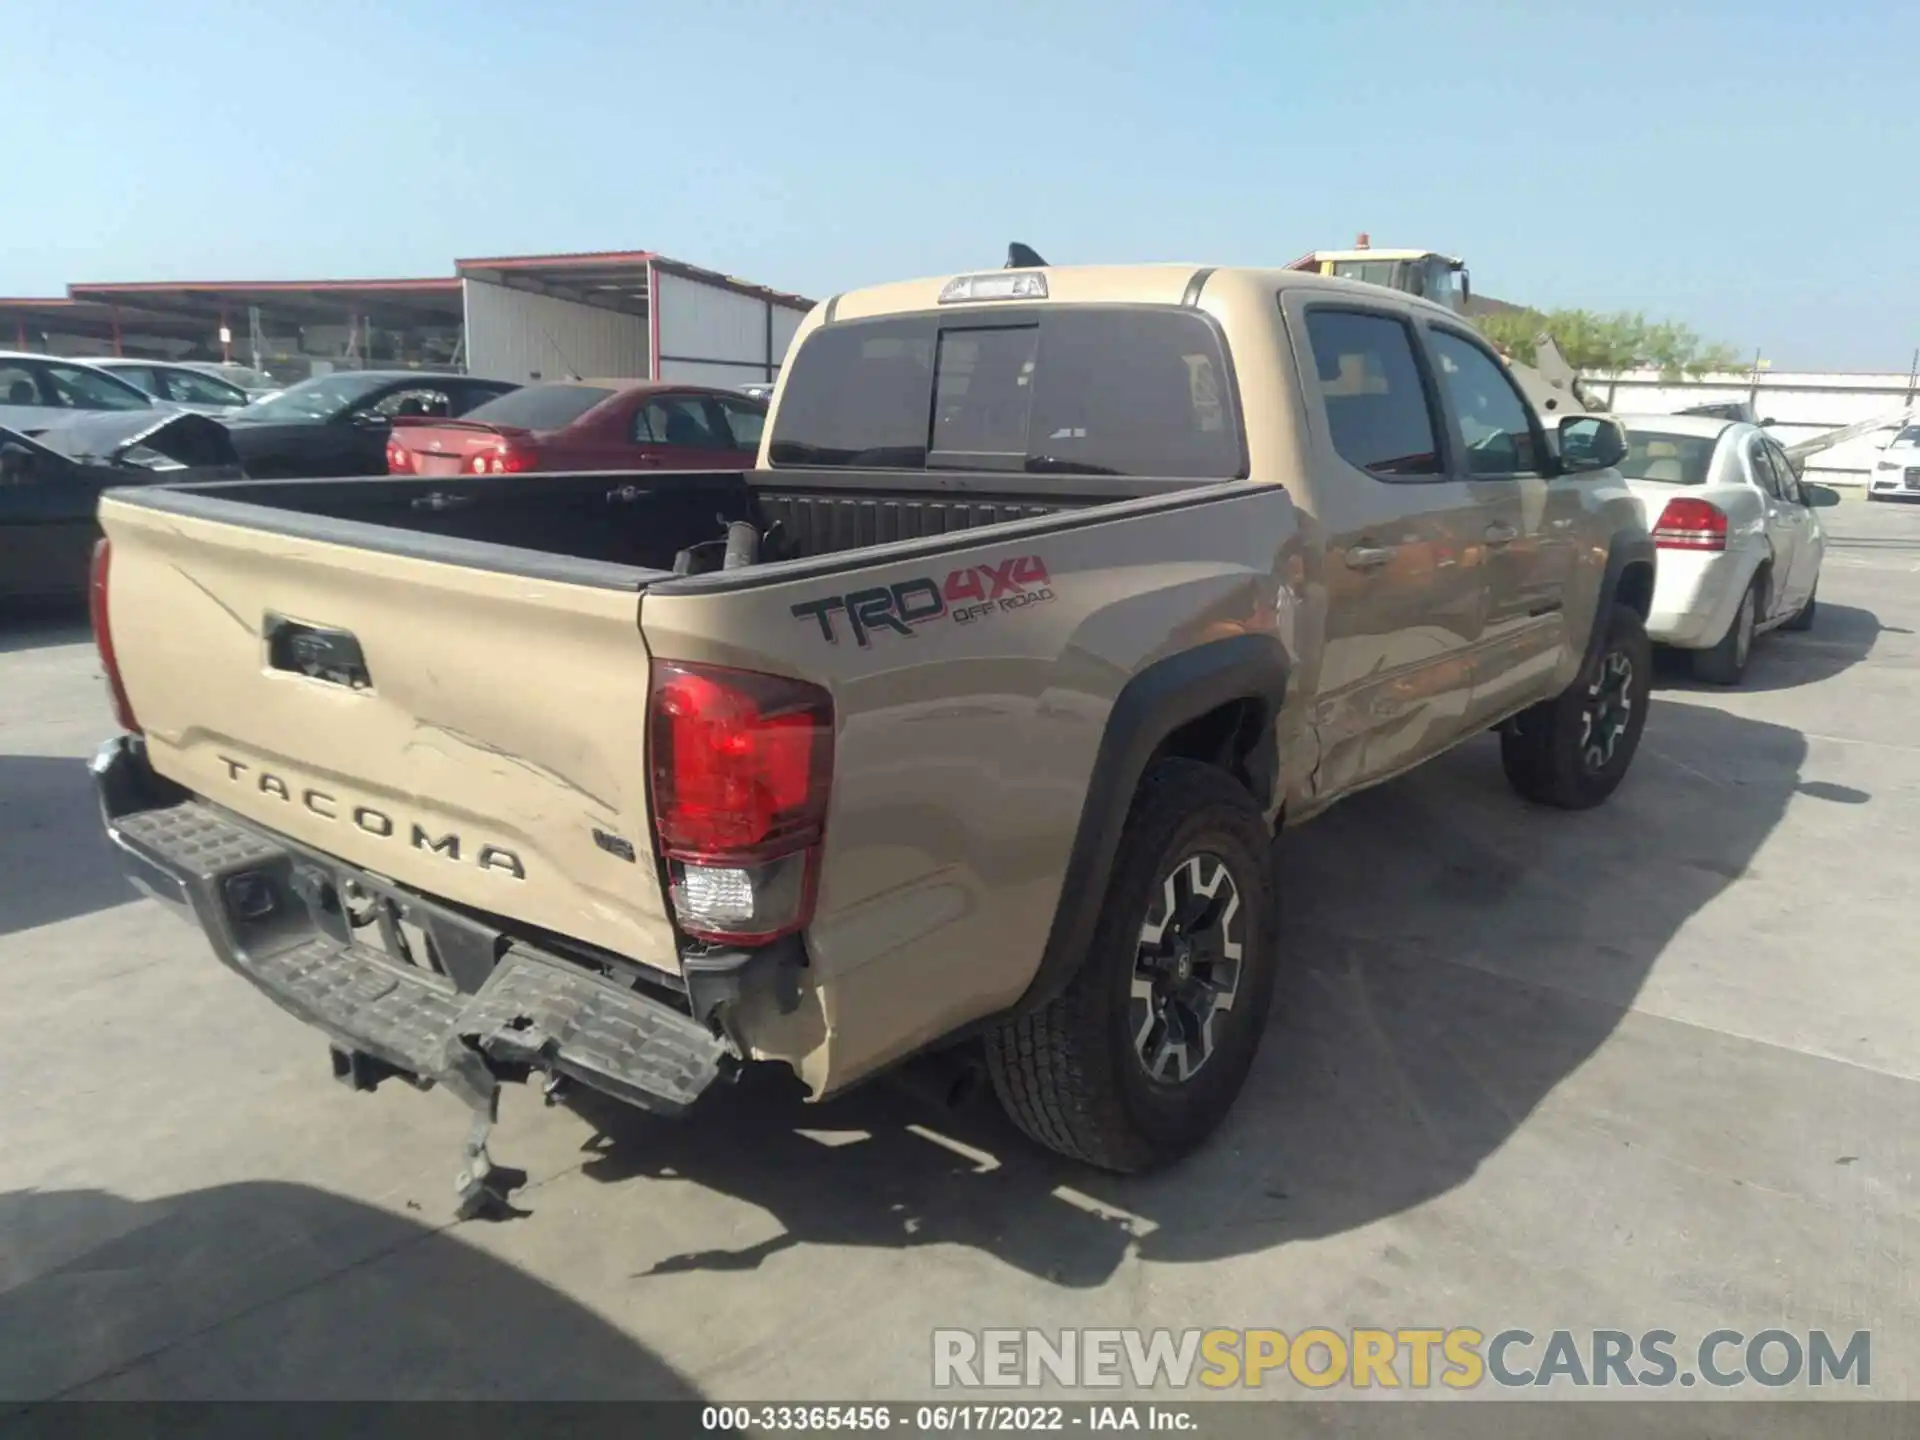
[1893,425,1920,446]
[1619,429,1720,485]
[237,372,391,423]
[461,383,615,431]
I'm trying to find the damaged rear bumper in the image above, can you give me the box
[93,735,731,1120]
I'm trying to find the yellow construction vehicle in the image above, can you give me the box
[1286,235,1599,420]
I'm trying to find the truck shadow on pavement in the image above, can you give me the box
[562,699,1812,1288]
[0,1182,706,1402]
[0,605,90,655]
[1654,600,1906,694]
[0,756,137,938]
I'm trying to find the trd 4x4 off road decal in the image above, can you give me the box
[791,555,1055,647]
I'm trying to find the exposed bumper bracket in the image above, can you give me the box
[95,735,732,1212]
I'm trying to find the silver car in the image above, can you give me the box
[0,351,160,435]
[178,360,282,404]
[79,357,251,415]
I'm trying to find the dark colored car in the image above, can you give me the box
[0,411,243,603]
[224,371,518,479]
[385,380,766,476]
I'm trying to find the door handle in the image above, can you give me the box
[1345,545,1398,571]
[1484,522,1519,545]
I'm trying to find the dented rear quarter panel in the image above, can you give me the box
[641,485,1306,1093]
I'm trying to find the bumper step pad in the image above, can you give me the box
[109,799,727,1124]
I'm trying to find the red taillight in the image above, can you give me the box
[386,439,413,473]
[468,441,536,474]
[1652,497,1728,551]
[89,538,140,734]
[648,661,834,945]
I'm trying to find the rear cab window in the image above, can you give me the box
[767,307,1244,479]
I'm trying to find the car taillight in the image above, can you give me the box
[468,441,536,474]
[386,439,413,473]
[1652,497,1728,551]
[647,661,834,946]
[89,538,140,734]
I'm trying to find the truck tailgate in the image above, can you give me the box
[97,495,677,969]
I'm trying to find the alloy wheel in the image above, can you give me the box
[1129,853,1245,1084]
[1579,649,1635,772]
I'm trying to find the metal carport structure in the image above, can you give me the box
[454,250,814,386]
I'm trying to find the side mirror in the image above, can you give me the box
[1557,415,1626,473]
[1802,482,1841,508]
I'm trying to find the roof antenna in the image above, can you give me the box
[537,322,584,381]
[1005,242,1048,269]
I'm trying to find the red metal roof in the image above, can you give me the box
[453,249,659,270]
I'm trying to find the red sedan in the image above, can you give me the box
[386,380,766,476]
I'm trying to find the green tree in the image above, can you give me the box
[1475,308,1741,380]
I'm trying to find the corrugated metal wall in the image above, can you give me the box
[462,279,650,384]
[653,268,811,384]
[771,304,805,372]
[1595,368,1919,482]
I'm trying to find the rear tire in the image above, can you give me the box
[1782,584,1817,632]
[1692,577,1759,685]
[1500,602,1652,811]
[984,759,1278,1173]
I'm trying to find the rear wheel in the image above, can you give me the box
[984,760,1278,1173]
[1500,602,1652,810]
[1693,577,1759,685]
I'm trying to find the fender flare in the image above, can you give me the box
[1011,633,1289,1017]
[1582,530,1657,673]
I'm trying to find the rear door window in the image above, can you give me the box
[635,394,725,449]
[767,307,1242,478]
[1749,440,1785,497]
[161,368,245,406]
[1300,310,1443,478]
[370,387,452,420]
[713,397,766,451]
[1765,440,1805,496]
[110,366,162,395]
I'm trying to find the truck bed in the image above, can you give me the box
[111,468,1200,589]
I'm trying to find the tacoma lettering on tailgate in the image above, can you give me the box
[790,555,1054,647]
[217,756,526,879]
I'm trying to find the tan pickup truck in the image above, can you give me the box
[90,255,1655,1211]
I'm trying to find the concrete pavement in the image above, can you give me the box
[2,498,1916,1416]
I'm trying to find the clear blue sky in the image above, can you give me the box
[8,0,1916,370]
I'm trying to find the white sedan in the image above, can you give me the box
[1615,413,1830,685]
[1867,423,1920,501]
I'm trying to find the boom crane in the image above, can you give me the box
[1285,235,1911,468]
